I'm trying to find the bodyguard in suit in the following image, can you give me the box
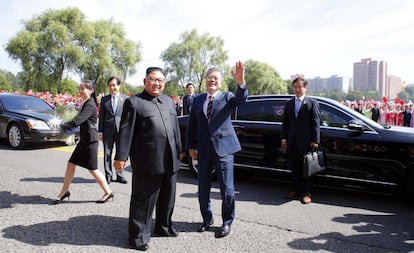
[402,104,412,127]
[114,67,183,251]
[186,61,248,238]
[281,76,320,204]
[99,77,128,184]
[182,82,197,115]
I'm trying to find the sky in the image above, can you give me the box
[0,0,413,86]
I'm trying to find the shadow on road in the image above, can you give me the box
[2,215,129,248]
[1,215,201,248]
[288,212,414,252]
[20,177,95,184]
[0,191,54,209]
[177,169,291,206]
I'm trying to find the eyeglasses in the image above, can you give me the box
[207,76,220,81]
[147,77,165,83]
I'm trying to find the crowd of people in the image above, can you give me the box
[343,99,414,127]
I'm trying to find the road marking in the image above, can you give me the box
[51,146,104,157]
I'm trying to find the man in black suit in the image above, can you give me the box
[371,103,380,123]
[114,67,183,251]
[281,76,320,204]
[182,82,196,115]
[402,104,412,127]
[98,77,128,184]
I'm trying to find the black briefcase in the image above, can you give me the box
[303,149,326,177]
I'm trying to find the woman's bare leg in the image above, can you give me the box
[89,169,112,199]
[57,162,76,198]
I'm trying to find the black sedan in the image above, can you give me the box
[178,95,414,197]
[0,94,76,149]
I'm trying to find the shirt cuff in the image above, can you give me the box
[238,83,247,89]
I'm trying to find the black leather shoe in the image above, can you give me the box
[129,244,149,251]
[215,224,231,238]
[106,176,112,185]
[115,177,128,184]
[155,227,179,237]
[197,220,213,233]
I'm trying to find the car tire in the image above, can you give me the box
[187,155,217,179]
[7,123,26,149]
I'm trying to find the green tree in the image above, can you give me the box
[285,80,293,94]
[405,86,414,102]
[160,28,228,93]
[346,90,364,101]
[0,70,18,91]
[397,91,409,102]
[5,7,141,94]
[327,91,344,101]
[78,20,141,93]
[6,8,87,92]
[242,60,287,95]
[60,78,78,96]
[0,74,12,92]
[365,90,380,101]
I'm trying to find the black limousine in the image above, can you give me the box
[0,94,77,148]
[178,95,414,197]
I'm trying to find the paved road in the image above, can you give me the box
[0,141,413,253]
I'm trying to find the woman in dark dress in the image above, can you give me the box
[51,80,113,204]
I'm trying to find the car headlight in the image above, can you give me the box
[26,119,50,130]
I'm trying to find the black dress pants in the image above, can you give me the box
[128,171,176,247]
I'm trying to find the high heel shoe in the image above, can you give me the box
[49,191,70,205]
[96,192,114,203]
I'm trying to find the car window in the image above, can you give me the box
[237,100,286,122]
[320,103,351,128]
[1,96,53,111]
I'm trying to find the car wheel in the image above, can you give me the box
[187,155,217,178]
[7,123,26,149]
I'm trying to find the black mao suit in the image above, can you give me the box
[115,90,182,248]
[98,93,128,182]
[281,96,320,194]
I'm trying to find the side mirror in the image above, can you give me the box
[347,119,365,131]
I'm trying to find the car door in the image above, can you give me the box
[233,99,288,171]
[0,101,8,138]
[319,101,399,186]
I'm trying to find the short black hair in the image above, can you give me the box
[292,77,308,87]
[186,83,194,88]
[146,67,165,76]
[107,76,121,85]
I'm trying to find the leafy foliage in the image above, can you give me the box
[227,60,287,95]
[160,28,228,93]
[5,7,141,94]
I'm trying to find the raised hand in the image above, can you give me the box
[231,61,245,85]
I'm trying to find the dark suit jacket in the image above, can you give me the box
[182,93,197,115]
[281,96,320,154]
[403,110,412,125]
[62,98,98,144]
[186,86,248,157]
[115,91,182,174]
[98,93,128,136]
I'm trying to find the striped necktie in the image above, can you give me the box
[207,95,213,119]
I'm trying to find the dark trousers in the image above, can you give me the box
[198,143,235,226]
[287,143,313,194]
[128,172,177,247]
[103,133,125,180]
